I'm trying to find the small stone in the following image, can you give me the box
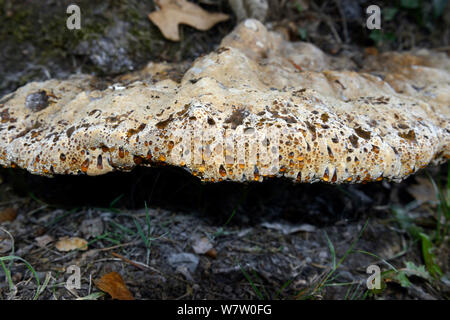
[229,0,268,22]
[244,18,259,31]
[168,252,199,273]
[192,237,213,254]
[0,238,12,254]
[35,234,54,248]
[25,90,49,112]
[80,218,104,239]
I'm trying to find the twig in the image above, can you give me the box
[97,241,139,252]
[111,252,148,271]
[0,199,26,206]
[310,1,342,44]
[333,0,349,43]
[111,252,163,276]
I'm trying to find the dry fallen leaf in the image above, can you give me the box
[95,272,134,300]
[55,236,88,252]
[0,207,17,223]
[148,0,229,41]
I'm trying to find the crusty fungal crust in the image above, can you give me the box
[0,20,448,183]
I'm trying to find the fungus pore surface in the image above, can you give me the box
[0,20,449,183]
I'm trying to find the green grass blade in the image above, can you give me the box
[239,263,265,300]
[336,220,369,269]
[0,255,41,300]
[134,217,148,247]
[109,220,137,236]
[350,282,362,300]
[0,259,14,291]
[109,194,124,208]
[354,250,398,272]
[274,279,292,300]
[324,231,336,270]
[418,232,443,278]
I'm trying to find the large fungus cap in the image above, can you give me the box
[0,20,448,183]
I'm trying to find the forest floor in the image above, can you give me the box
[0,163,448,300]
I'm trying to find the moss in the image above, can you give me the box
[123,5,159,55]
[0,0,111,92]
[0,0,233,96]
[0,2,33,42]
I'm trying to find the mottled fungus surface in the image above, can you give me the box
[0,20,448,183]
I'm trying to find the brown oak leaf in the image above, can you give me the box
[148,0,229,41]
[95,272,134,300]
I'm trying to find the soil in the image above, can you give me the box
[0,164,448,300]
[0,0,449,300]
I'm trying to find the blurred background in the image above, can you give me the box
[1,0,449,97]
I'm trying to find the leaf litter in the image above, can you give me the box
[0,165,447,300]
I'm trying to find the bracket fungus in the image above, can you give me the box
[0,20,448,183]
